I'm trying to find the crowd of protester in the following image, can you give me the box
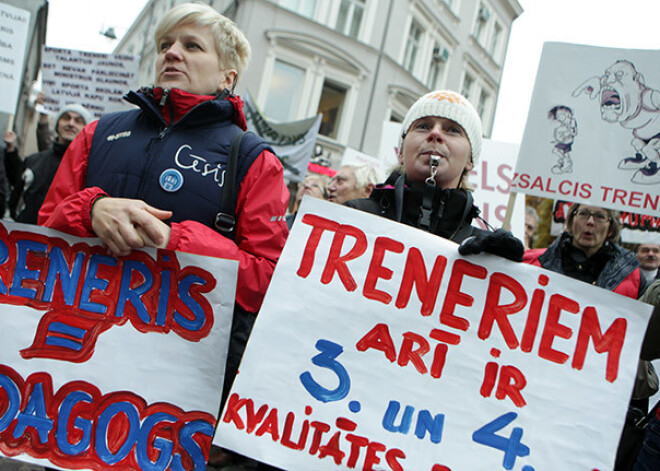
[2,2,660,471]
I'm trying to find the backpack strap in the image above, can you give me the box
[214,131,245,233]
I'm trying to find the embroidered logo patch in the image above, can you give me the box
[159,169,184,192]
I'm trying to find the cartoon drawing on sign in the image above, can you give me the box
[573,59,660,184]
[547,105,577,174]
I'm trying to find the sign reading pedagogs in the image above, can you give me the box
[40,46,140,118]
[0,2,30,115]
[215,197,651,470]
[513,42,660,217]
[0,222,236,470]
[244,92,322,183]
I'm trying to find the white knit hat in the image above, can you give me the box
[54,104,93,135]
[400,90,483,164]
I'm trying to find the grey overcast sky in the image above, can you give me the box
[46,0,660,146]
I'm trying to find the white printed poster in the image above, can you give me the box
[0,221,236,470]
[41,46,140,118]
[244,92,322,183]
[216,197,652,471]
[513,42,660,217]
[0,3,30,115]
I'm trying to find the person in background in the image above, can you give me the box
[345,89,524,260]
[524,203,646,471]
[637,243,660,284]
[327,163,379,204]
[286,173,328,229]
[524,205,539,249]
[37,3,289,468]
[4,103,92,223]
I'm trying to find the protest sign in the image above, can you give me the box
[0,221,236,470]
[0,3,30,115]
[40,46,140,118]
[216,197,652,470]
[244,92,322,183]
[469,140,525,241]
[513,42,660,217]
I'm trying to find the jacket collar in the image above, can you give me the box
[124,87,248,130]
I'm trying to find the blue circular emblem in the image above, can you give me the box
[159,169,184,192]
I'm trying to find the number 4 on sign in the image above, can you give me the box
[472,412,531,470]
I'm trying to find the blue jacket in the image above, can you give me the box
[86,89,271,231]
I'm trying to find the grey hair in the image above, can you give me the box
[343,164,380,189]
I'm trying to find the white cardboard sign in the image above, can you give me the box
[0,221,236,470]
[514,42,660,217]
[0,3,31,115]
[41,46,140,118]
[216,197,651,471]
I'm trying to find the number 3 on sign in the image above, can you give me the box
[300,339,351,403]
[472,412,532,470]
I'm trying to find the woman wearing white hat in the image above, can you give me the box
[346,90,523,260]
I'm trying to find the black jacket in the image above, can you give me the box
[345,171,485,243]
[5,140,68,224]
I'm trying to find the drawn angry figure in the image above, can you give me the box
[573,60,660,184]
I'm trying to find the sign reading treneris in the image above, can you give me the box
[216,197,651,471]
[0,221,236,470]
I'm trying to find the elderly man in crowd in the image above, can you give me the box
[637,243,660,284]
[327,163,379,204]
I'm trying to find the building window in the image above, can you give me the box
[403,20,424,73]
[490,22,503,58]
[317,80,347,139]
[280,0,317,18]
[264,60,305,122]
[335,0,365,38]
[461,73,474,101]
[473,4,490,44]
[477,88,490,121]
[426,43,449,89]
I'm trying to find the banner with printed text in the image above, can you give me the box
[513,42,660,217]
[0,221,236,470]
[40,46,140,119]
[0,3,30,115]
[244,91,322,183]
[215,197,652,471]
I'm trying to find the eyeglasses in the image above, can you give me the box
[575,210,610,223]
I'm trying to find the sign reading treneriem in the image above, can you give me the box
[216,197,651,471]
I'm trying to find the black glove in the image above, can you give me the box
[458,229,524,262]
